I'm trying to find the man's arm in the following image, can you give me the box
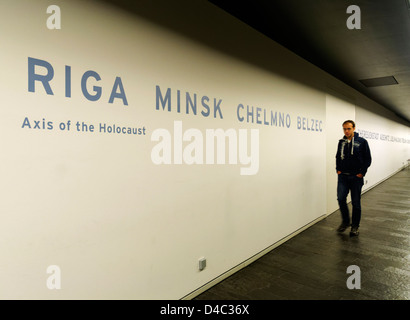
[359,140,372,177]
[335,141,342,174]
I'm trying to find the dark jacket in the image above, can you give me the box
[336,132,372,176]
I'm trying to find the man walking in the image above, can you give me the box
[336,120,372,236]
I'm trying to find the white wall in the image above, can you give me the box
[0,0,409,299]
[356,106,410,190]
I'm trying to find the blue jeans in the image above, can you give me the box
[337,174,364,227]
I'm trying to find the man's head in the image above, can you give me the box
[342,120,355,140]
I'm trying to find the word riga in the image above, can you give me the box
[151,121,259,175]
[28,57,128,105]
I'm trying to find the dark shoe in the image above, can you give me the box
[350,226,360,237]
[337,223,350,233]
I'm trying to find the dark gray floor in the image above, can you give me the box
[195,169,410,300]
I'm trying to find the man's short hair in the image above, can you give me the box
[343,120,356,128]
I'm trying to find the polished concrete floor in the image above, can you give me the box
[195,168,410,300]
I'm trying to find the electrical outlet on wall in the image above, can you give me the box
[198,257,206,271]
